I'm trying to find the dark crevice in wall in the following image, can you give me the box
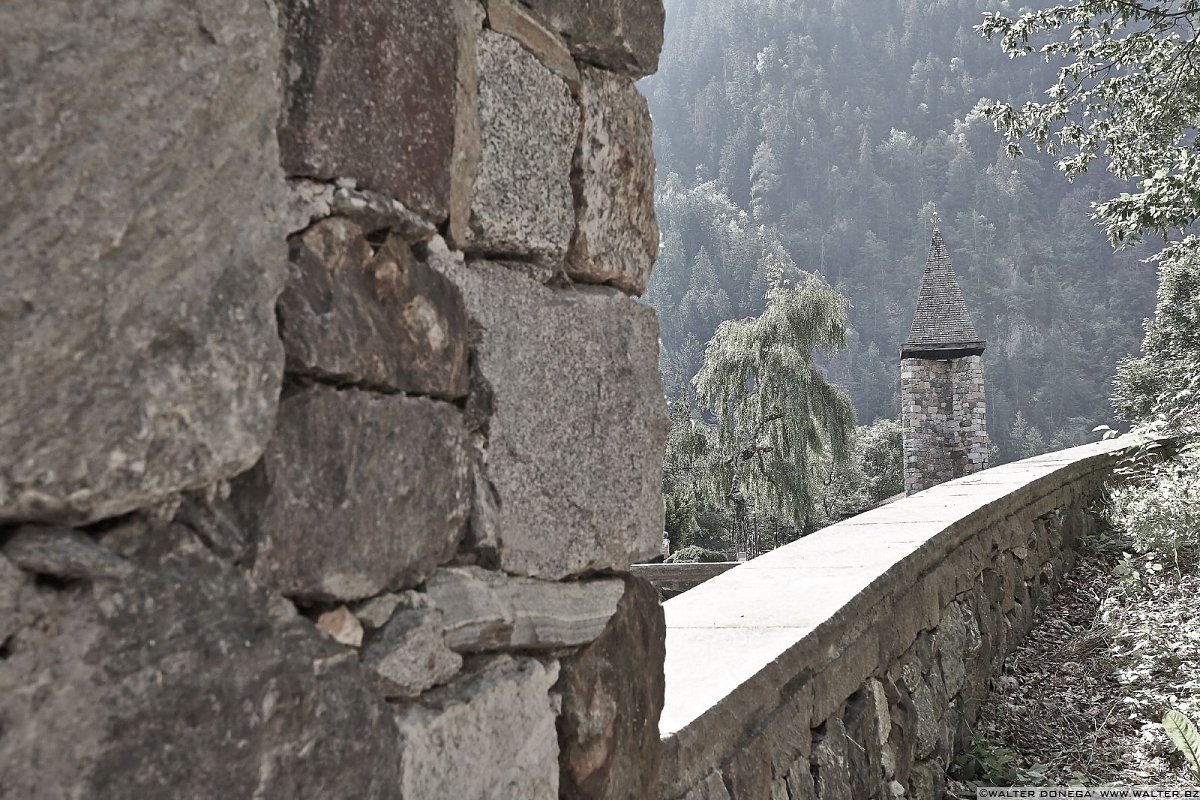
[280,370,469,410]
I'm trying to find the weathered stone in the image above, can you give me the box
[360,606,461,698]
[429,246,669,577]
[449,0,484,249]
[2,525,133,580]
[485,0,580,84]
[238,385,469,601]
[518,0,665,78]
[395,655,560,799]
[813,718,854,800]
[843,688,885,800]
[785,755,818,800]
[557,575,665,800]
[0,554,27,643]
[569,66,659,294]
[174,483,250,563]
[353,593,405,630]
[907,760,945,800]
[278,0,456,220]
[682,771,733,800]
[284,181,438,240]
[0,520,403,798]
[722,737,773,800]
[468,30,578,265]
[425,566,625,651]
[329,186,438,241]
[935,601,969,697]
[279,220,469,398]
[316,606,364,648]
[1,0,285,525]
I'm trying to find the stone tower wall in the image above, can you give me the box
[900,355,989,494]
[1,1,668,797]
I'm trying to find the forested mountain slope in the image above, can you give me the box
[640,0,1158,461]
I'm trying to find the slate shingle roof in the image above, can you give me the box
[901,228,985,358]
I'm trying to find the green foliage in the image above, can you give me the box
[951,733,1067,792]
[665,545,729,564]
[818,418,904,523]
[855,418,905,505]
[1163,710,1200,781]
[1105,444,1200,570]
[977,2,1200,247]
[687,506,735,553]
[1114,242,1200,427]
[693,276,857,533]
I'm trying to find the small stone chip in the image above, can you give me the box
[316,606,364,648]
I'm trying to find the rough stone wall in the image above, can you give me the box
[662,469,1106,800]
[0,1,668,797]
[901,355,989,494]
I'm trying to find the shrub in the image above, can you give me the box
[665,545,729,563]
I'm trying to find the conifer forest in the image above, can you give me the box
[640,0,1159,465]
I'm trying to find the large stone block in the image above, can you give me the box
[569,66,659,294]
[395,655,560,799]
[280,219,469,398]
[518,0,665,78]
[425,566,625,651]
[277,0,456,220]
[0,519,403,799]
[0,0,286,525]
[468,30,578,265]
[557,575,666,800]
[237,384,469,601]
[429,246,669,578]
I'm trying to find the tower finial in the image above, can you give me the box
[930,208,940,229]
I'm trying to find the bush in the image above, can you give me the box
[1106,444,1200,569]
[665,545,729,563]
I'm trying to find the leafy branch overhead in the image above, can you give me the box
[977,1,1200,246]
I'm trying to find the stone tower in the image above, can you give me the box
[900,225,989,494]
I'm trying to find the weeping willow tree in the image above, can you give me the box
[692,276,856,553]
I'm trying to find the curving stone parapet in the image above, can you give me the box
[657,439,1136,800]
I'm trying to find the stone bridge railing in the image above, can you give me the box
[656,439,1135,800]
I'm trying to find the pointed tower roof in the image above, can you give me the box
[901,226,985,359]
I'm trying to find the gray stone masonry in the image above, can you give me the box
[656,440,1133,800]
[1,1,668,797]
[902,355,989,494]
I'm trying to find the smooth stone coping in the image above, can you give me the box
[658,438,1135,739]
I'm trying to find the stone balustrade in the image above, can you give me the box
[657,439,1135,800]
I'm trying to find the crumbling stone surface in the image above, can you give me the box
[277,0,457,220]
[0,520,403,799]
[570,66,659,294]
[557,575,666,800]
[395,655,561,799]
[484,0,580,84]
[467,30,578,265]
[0,554,26,643]
[430,249,669,578]
[425,566,625,652]
[360,605,462,698]
[238,385,470,601]
[519,0,666,78]
[280,219,469,398]
[813,718,854,800]
[1,0,286,525]
[2,525,133,580]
